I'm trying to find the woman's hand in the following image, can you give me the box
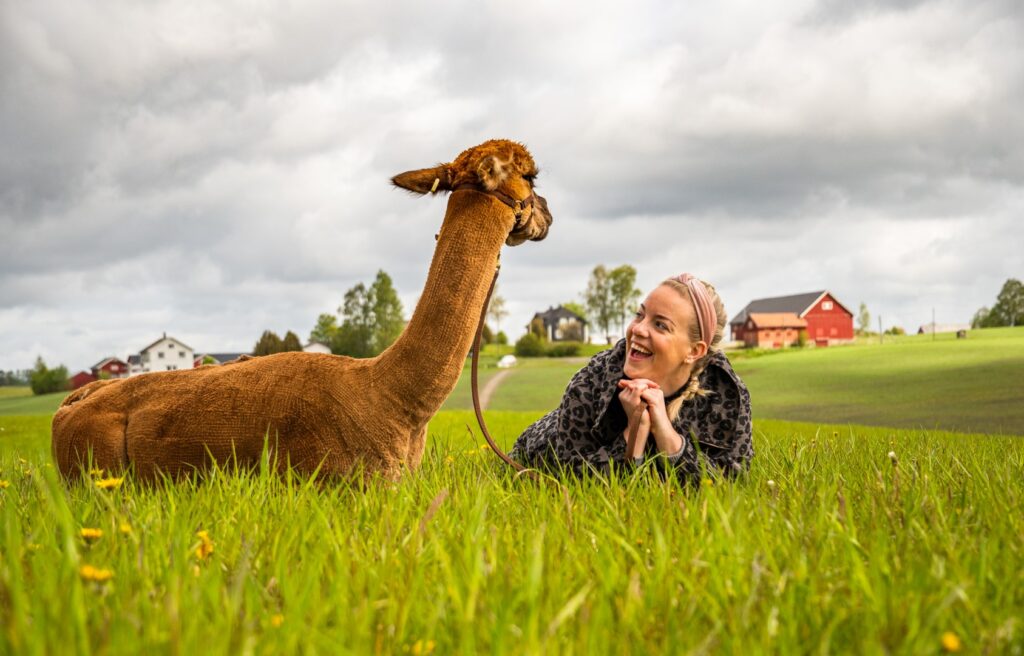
[640,387,683,457]
[618,379,657,458]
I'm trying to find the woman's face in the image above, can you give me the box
[623,285,707,392]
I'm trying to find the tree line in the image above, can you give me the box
[308,270,406,358]
[972,278,1023,328]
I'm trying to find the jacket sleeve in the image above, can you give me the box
[659,365,753,485]
[510,350,629,476]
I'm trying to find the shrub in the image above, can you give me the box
[495,331,508,345]
[546,342,582,357]
[29,357,69,395]
[514,333,546,357]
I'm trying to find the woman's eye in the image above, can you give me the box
[656,321,667,330]
[634,310,643,318]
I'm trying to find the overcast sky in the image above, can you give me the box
[2,0,1022,372]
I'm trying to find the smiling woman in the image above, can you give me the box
[510,274,753,484]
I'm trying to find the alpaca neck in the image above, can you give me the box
[376,190,514,426]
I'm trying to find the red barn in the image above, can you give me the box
[90,357,129,379]
[731,291,854,348]
[70,371,97,390]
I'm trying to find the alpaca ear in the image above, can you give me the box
[476,155,509,191]
[391,165,451,195]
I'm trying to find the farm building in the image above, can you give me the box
[303,341,332,354]
[90,357,129,379]
[129,333,194,374]
[530,306,589,342]
[731,291,854,348]
[69,371,97,390]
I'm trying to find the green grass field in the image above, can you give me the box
[1,328,1021,653]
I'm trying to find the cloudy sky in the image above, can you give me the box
[2,0,1022,372]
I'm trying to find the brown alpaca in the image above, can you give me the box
[52,139,553,481]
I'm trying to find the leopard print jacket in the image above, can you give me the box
[510,340,753,484]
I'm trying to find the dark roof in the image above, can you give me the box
[195,352,250,364]
[532,305,588,325]
[127,354,141,365]
[90,356,126,370]
[730,291,828,325]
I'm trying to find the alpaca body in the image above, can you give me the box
[51,169,548,481]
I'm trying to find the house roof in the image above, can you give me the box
[194,352,249,364]
[731,291,851,325]
[127,354,141,365]
[532,305,588,325]
[747,313,808,329]
[917,323,970,334]
[90,356,127,371]
[138,333,194,354]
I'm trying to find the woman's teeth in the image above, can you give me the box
[630,344,653,359]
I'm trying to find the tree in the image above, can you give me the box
[29,357,69,395]
[584,265,616,344]
[282,331,303,352]
[992,278,1024,327]
[369,270,405,353]
[486,287,509,335]
[562,301,586,320]
[529,317,547,340]
[609,265,642,336]
[857,302,871,335]
[971,306,991,329]
[309,313,338,346]
[332,270,407,357]
[253,330,284,356]
[336,283,374,357]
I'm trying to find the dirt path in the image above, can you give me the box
[479,369,514,410]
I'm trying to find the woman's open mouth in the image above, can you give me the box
[628,343,653,361]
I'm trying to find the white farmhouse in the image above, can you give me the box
[303,341,332,354]
[130,333,195,374]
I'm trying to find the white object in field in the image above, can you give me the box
[497,355,518,369]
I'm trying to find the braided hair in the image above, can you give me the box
[661,277,727,423]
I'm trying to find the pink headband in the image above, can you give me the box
[673,273,717,347]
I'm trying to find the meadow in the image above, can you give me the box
[0,328,1022,654]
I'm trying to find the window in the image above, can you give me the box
[158,352,164,359]
[179,351,185,358]
[168,343,175,349]
[830,327,838,336]
[822,301,833,311]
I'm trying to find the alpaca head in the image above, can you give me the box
[391,139,553,246]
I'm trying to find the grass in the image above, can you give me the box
[1,412,1021,653]
[0,390,66,417]
[731,325,1024,435]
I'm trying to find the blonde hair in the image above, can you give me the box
[660,277,727,422]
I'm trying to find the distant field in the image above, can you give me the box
[731,326,1024,435]
[0,390,66,416]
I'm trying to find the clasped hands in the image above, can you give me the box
[617,379,683,460]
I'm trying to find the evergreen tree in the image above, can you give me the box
[253,330,284,356]
[282,331,303,352]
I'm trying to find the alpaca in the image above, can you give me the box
[52,139,553,481]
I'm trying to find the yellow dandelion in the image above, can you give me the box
[118,522,132,535]
[80,527,103,542]
[411,639,436,655]
[444,455,455,464]
[271,614,284,628]
[703,478,714,487]
[0,480,9,489]
[79,564,114,582]
[195,530,214,561]
[941,632,962,652]
[95,477,124,490]
[89,468,104,477]
[479,444,489,451]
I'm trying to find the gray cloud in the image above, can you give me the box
[1,0,1022,371]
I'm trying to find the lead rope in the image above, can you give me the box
[470,266,645,477]
[471,266,537,478]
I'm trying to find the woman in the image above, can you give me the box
[511,274,752,483]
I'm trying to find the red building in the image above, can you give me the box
[70,371,97,390]
[91,357,129,379]
[731,291,855,348]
